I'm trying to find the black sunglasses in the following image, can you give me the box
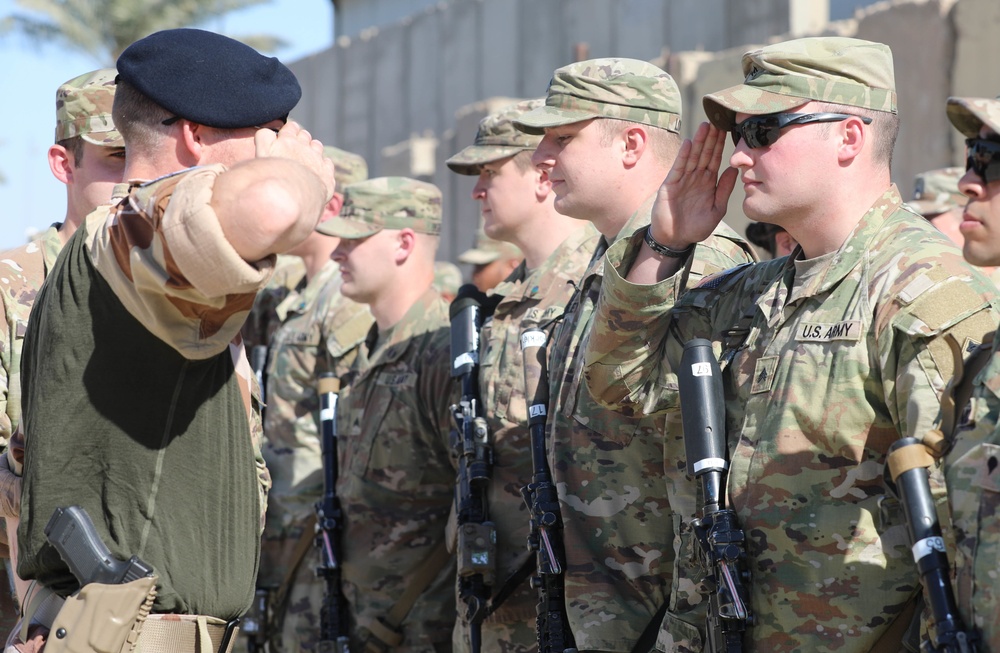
[965,138,1000,184]
[731,112,874,149]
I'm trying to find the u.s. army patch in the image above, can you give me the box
[796,320,863,342]
[376,371,416,387]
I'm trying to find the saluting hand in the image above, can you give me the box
[255,120,337,202]
[651,121,738,249]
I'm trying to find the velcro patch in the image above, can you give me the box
[795,321,863,342]
[751,356,778,394]
[376,371,416,387]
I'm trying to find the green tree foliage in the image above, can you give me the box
[0,0,287,63]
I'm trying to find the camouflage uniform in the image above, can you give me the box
[583,39,1000,652]
[513,60,757,652]
[457,227,523,268]
[259,263,373,648]
[434,261,464,299]
[241,255,307,352]
[321,178,459,653]
[941,94,1000,650]
[254,145,371,651]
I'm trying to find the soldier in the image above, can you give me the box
[0,68,126,623]
[434,261,464,301]
[583,37,1000,651]
[444,98,596,653]
[908,166,1000,284]
[256,146,373,652]
[10,28,335,651]
[941,92,1000,649]
[744,221,796,259]
[456,226,524,293]
[511,60,755,651]
[324,177,458,653]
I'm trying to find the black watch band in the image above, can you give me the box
[643,226,693,258]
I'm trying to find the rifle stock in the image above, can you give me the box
[450,284,499,653]
[678,339,752,653]
[888,437,978,653]
[316,373,351,653]
[520,327,577,653]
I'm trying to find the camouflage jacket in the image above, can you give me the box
[943,326,1000,649]
[585,186,1000,652]
[546,196,756,653]
[19,166,275,618]
[454,224,599,646]
[241,254,308,352]
[0,225,62,456]
[258,260,373,587]
[337,288,459,652]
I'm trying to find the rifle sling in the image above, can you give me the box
[365,540,451,652]
[485,552,535,617]
[629,602,669,653]
[868,591,919,653]
[272,512,318,619]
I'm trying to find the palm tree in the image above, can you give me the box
[1,0,287,63]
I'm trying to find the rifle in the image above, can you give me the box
[316,373,351,653]
[241,589,270,652]
[887,436,978,653]
[519,327,577,653]
[677,339,752,653]
[251,345,269,418]
[449,284,501,653]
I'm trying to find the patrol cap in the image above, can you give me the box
[446,99,545,175]
[908,166,966,216]
[433,261,463,297]
[116,28,301,129]
[457,227,523,265]
[514,58,682,135]
[317,177,442,239]
[947,95,1000,138]
[323,145,369,188]
[703,37,897,131]
[55,68,123,147]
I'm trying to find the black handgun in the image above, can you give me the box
[44,505,154,586]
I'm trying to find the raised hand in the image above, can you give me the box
[256,120,337,202]
[651,121,738,248]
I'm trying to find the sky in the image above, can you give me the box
[0,0,335,250]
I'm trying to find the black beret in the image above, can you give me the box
[117,28,301,129]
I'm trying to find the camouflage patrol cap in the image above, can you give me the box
[446,99,545,175]
[317,177,442,239]
[457,226,523,265]
[947,95,1000,138]
[704,37,897,131]
[323,145,369,187]
[514,58,682,135]
[54,68,123,147]
[908,166,966,216]
[433,261,463,297]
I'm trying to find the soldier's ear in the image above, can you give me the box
[321,192,344,221]
[622,125,649,167]
[535,168,552,200]
[394,228,417,263]
[48,144,74,185]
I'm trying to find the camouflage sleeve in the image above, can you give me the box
[584,229,742,417]
[0,295,13,451]
[876,270,999,440]
[88,165,276,360]
[419,328,461,466]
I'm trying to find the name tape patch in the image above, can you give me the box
[796,320,862,342]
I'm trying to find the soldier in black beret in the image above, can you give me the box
[9,28,336,652]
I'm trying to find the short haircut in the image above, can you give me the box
[509,150,536,174]
[112,79,174,153]
[813,101,899,169]
[597,118,681,165]
[57,136,85,167]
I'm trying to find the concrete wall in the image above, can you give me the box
[292,0,999,266]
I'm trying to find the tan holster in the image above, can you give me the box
[44,575,157,653]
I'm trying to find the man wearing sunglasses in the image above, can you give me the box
[584,37,1000,651]
[938,94,1000,650]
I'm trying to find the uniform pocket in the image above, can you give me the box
[654,609,705,653]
